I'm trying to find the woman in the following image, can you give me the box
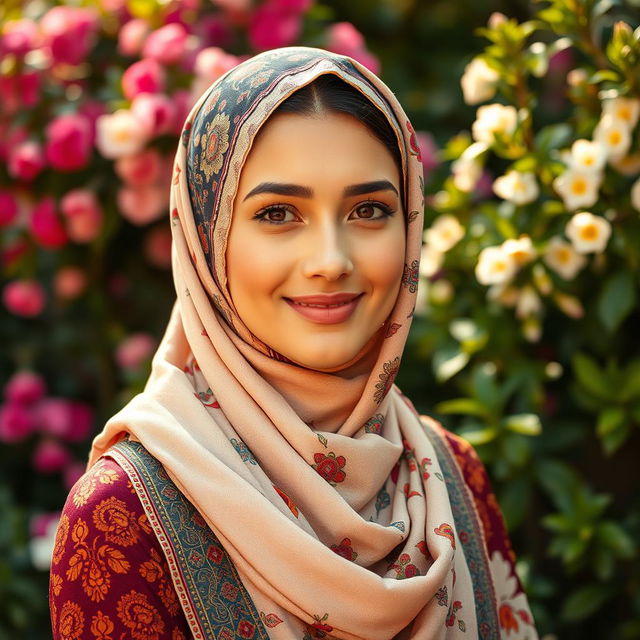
[50,47,538,640]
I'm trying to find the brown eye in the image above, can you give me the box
[255,205,297,224]
[350,201,394,221]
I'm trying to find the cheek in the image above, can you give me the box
[226,230,288,311]
[358,227,406,301]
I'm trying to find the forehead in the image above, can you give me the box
[238,111,401,189]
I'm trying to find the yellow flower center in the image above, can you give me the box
[580,224,599,241]
[618,106,631,121]
[557,248,571,264]
[571,178,587,195]
[608,131,622,146]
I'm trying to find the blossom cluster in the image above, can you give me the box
[0,371,91,482]
[424,15,640,342]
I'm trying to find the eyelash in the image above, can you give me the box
[253,200,396,225]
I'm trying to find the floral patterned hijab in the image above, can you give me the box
[90,47,537,639]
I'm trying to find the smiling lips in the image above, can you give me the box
[284,292,363,324]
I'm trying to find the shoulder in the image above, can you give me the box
[50,456,189,640]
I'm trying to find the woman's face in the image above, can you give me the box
[227,110,406,370]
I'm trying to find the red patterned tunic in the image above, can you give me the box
[49,456,192,640]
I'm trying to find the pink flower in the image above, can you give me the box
[171,89,194,134]
[40,6,98,66]
[29,197,67,248]
[249,3,302,51]
[2,19,40,56]
[118,18,150,56]
[0,190,18,227]
[416,131,440,175]
[8,140,46,182]
[0,403,35,442]
[197,15,233,49]
[326,22,379,75]
[131,93,176,137]
[272,0,313,10]
[54,266,87,300]
[30,512,61,538]
[45,113,93,172]
[32,439,71,473]
[64,462,86,490]
[142,23,189,65]
[210,0,252,11]
[144,226,172,269]
[115,148,163,186]
[327,22,364,52]
[78,100,106,140]
[60,189,103,243]
[117,184,168,226]
[0,71,41,115]
[193,46,238,85]
[36,398,93,442]
[3,280,46,317]
[5,371,46,404]
[116,333,156,370]
[0,123,27,162]
[121,58,166,100]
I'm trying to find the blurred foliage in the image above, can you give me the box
[2,0,640,638]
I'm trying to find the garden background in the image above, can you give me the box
[1,0,639,637]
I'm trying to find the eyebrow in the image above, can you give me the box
[242,179,399,201]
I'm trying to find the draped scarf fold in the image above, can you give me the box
[89,47,537,640]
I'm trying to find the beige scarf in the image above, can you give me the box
[89,47,536,639]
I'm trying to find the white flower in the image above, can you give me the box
[502,235,537,266]
[516,285,542,319]
[554,291,585,318]
[632,178,640,212]
[475,245,517,285]
[568,139,607,173]
[419,245,444,278]
[493,171,539,205]
[424,214,465,252]
[96,109,148,159]
[487,283,519,306]
[532,263,553,295]
[602,96,640,130]
[611,153,640,176]
[429,279,454,305]
[472,103,518,144]
[29,517,59,571]
[593,114,632,160]
[553,169,602,210]
[543,236,587,280]
[451,142,487,192]
[565,211,612,254]
[461,57,499,105]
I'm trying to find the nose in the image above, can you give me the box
[301,222,354,281]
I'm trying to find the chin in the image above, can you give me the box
[285,344,362,372]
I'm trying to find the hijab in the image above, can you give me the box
[89,47,522,639]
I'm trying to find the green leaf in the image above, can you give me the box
[572,353,612,400]
[601,420,632,455]
[471,364,501,411]
[502,433,531,467]
[499,477,532,530]
[432,345,470,382]
[458,425,499,446]
[596,521,635,558]
[503,413,542,436]
[561,584,614,622]
[535,123,572,152]
[449,318,488,354]
[596,407,625,437]
[535,459,580,512]
[435,398,491,419]
[597,271,636,333]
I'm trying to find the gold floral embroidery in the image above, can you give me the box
[92,496,140,547]
[58,600,84,640]
[116,590,166,640]
[140,548,179,615]
[50,572,63,597]
[73,475,96,507]
[52,514,69,565]
[90,611,115,640]
[66,517,131,602]
[72,461,120,507]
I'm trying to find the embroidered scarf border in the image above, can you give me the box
[105,439,270,640]
[422,420,501,638]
